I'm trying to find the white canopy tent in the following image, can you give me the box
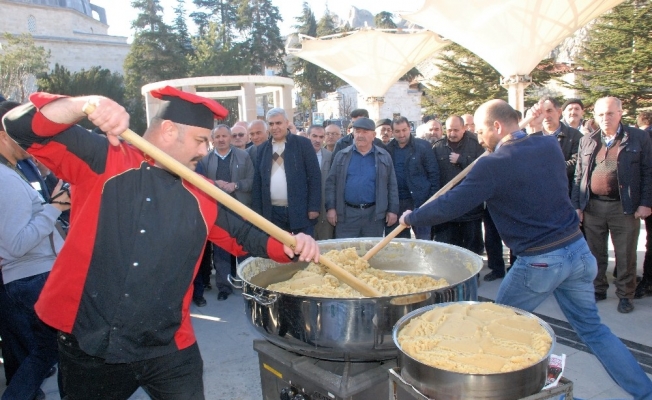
[401,0,625,111]
[287,29,449,98]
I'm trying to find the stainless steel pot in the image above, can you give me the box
[238,238,482,361]
[393,301,556,400]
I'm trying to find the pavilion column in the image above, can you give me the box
[500,75,532,113]
[280,85,293,121]
[242,82,257,122]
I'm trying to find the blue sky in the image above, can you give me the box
[91,0,421,40]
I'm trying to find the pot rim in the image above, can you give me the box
[392,300,556,376]
[237,238,483,300]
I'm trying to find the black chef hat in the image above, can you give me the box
[150,86,228,129]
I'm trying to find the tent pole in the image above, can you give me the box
[500,75,532,113]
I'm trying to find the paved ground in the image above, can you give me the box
[2,225,652,399]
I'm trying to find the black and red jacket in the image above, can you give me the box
[3,93,290,363]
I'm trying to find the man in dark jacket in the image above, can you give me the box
[432,115,485,252]
[252,108,321,235]
[636,111,652,298]
[385,116,439,239]
[572,96,652,313]
[530,96,582,195]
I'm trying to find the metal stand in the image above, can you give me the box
[388,368,573,400]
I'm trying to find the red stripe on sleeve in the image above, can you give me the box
[267,237,292,263]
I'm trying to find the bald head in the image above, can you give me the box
[445,115,465,143]
[474,99,520,152]
[461,114,475,133]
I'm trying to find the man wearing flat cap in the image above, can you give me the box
[375,118,392,145]
[332,109,387,157]
[561,98,585,131]
[325,117,399,238]
[2,87,319,399]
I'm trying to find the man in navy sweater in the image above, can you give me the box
[400,99,652,399]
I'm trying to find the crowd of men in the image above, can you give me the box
[2,90,652,399]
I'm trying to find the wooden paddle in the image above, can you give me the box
[362,114,536,262]
[82,103,383,297]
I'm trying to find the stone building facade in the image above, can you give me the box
[317,81,422,131]
[0,0,129,74]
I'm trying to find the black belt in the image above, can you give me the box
[345,201,375,209]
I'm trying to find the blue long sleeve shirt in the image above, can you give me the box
[406,134,581,256]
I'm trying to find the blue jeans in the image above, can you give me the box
[496,238,652,400]
[2,272,59,400]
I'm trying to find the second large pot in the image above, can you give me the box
[237,238,482,361]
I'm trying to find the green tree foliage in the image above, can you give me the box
[0,33,50,102]
[235,0,287,75]
[291,2,345,122]
[191,0,238,46]
[124,0,189,132]
[569,0,652,119]
[187,21,250,76]
[374,11,396,29]
[38,65,125,101]
[423,43,507,117]
[38,64,125,129]
[173,0,192,54]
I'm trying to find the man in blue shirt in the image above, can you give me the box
[400,99,652,400]
[325,118,398,238]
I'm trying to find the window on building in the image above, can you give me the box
[28,15,36,33]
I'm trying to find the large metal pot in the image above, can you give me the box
[393,301,555,400]
[237,238,482,361]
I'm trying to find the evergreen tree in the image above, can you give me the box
[235,0,287,75]
[39,65,124,101]
[173,0,193,54]
[291,2,346,124]
[0,33,50,102]
[124,0,189,132]
[191,0,238,48]
[374,12,396,29]
[316,5,339,36]
[423,43,507,117]
[290,2,320,124]
[570,0,652,119]
[187,21,250,76]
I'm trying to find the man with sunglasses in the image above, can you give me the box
[230,124,249,150]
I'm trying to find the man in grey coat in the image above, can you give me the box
[325,118,399,238]
[196,124,254,301]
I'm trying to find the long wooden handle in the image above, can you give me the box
[362,114,536,262]
[82,103,382,297]
[362,152,488,261]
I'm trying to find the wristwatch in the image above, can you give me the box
[234,182,239,190]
